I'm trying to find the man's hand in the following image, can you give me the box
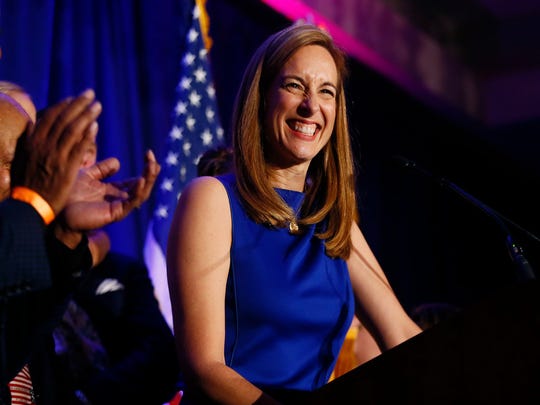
[11,89,102,214]
[54,150,160,247]
[109,149,161,212]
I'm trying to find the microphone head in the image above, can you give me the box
[391,155,437,182]
[392,155,417,169]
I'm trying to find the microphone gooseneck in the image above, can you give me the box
[393,155,537,281]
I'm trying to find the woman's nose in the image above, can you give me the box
[299,93,320,115]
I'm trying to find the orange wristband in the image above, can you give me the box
[11,186,56,225]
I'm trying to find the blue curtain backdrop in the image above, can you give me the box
[0,0,193,260]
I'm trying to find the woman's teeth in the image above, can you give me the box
[293,122,316,136]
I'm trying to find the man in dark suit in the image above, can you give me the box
[0,90,102,388]
[36,139,181,405]
[0,90,161,403]
[42,252,181,405]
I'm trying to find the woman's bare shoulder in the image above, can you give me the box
[180,176,228,206]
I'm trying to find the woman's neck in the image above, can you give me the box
[267,165,307,192]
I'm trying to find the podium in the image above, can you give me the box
[302,281,540,404]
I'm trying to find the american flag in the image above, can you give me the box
[144,2,224,329]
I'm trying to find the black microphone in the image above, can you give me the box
[393,155,537,282]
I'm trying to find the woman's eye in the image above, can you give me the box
[285,82,304,92]
[321,88,335,98]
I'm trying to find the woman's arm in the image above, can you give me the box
[346,222,421,351]
[166,176,280,405]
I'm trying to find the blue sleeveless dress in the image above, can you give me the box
[218,173,354,392]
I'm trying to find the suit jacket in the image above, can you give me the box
[0,199,92,402]
[31,252,181,405]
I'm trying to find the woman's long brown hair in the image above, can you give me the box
[231,23,358,259]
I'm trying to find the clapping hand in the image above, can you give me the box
[55,150,160,247]
[11,89,101,215]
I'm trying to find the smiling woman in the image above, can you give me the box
[166,23,421,405]
[230,24,354,252]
